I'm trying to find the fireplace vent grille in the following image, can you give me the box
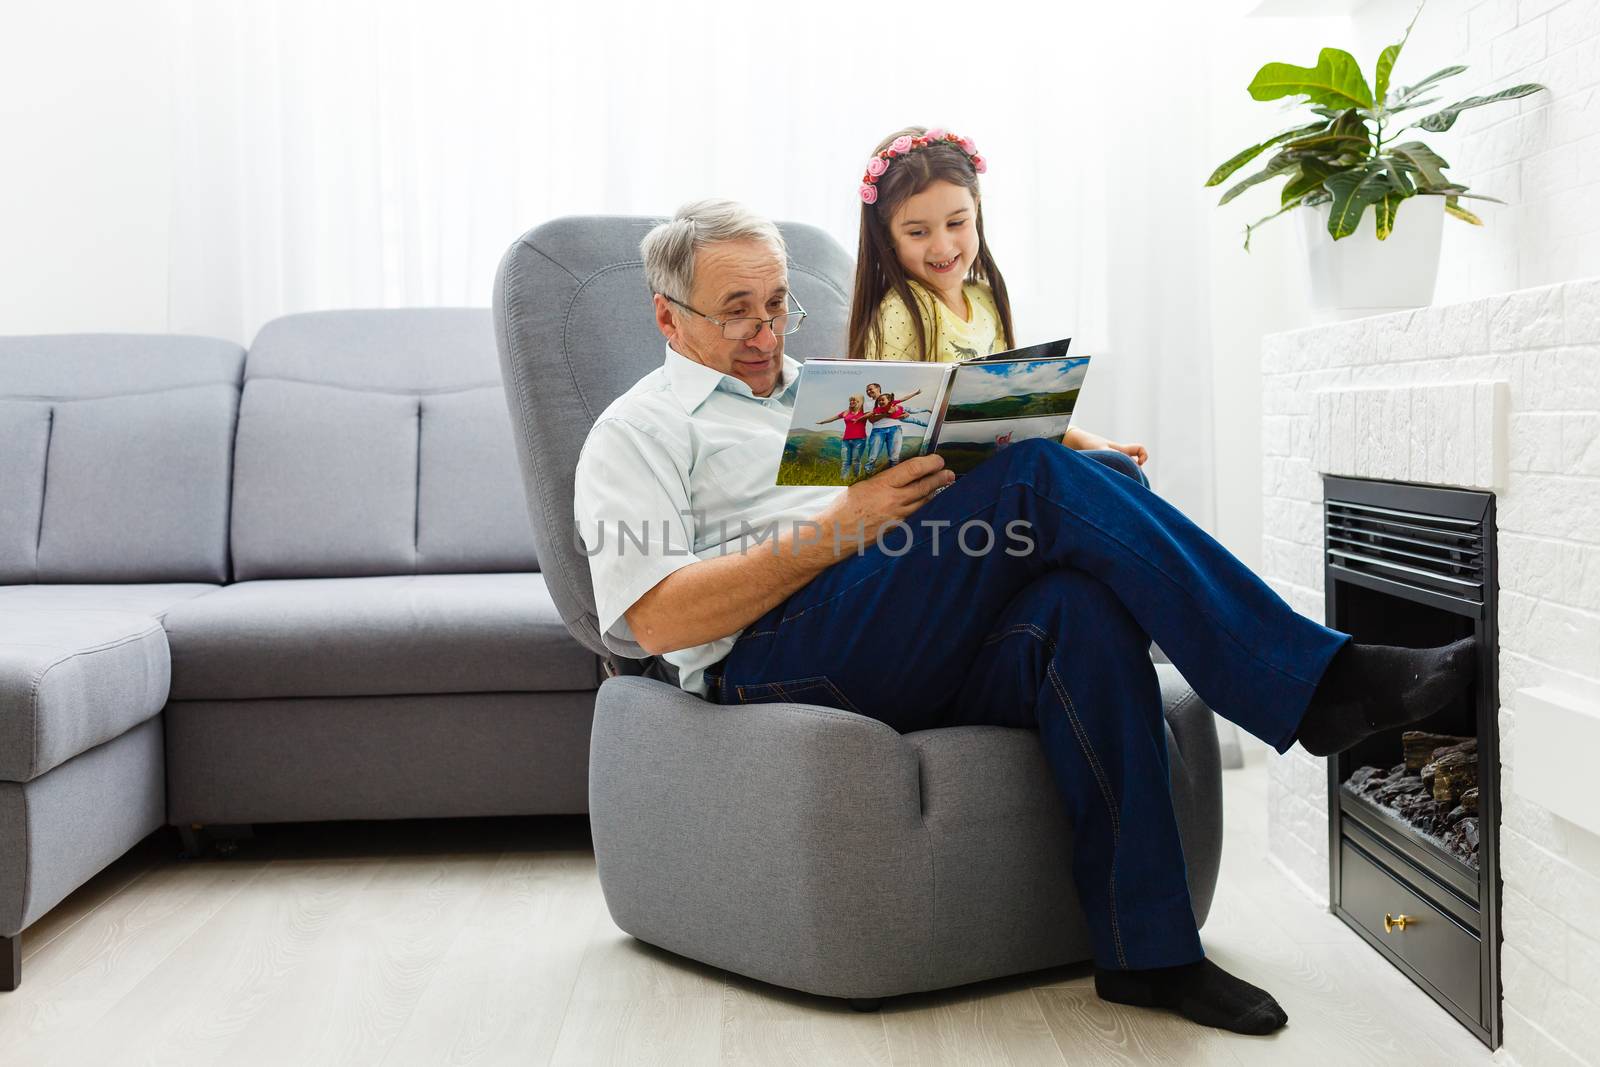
[1325,499,1486,603]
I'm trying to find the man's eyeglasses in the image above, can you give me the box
[664,295,807,340]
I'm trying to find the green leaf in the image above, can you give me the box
[1217,153,1299,206]
[1387,141,1451,188]
[1375,45,1402,107]
[1324,166,1392,238]
[1375,3,1421,105]
[1393,65,1468,104]
[1243,198,1308,252]
[1380,158,1417,196]
[1382,95,1441,115]
[1249,48,1375,110]
[1445,195,1483,225]
[1282,130,1372,154]
[1205,120,1330,186]
[1374,191,1411,240]
[1281,159,1331,205]
[1279,107,1375,165]
[1206,143,1276,189]
[1416,83,1548,132]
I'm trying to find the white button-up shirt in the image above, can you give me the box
[573,345,843,697]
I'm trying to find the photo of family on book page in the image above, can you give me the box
[776,338,1089,486]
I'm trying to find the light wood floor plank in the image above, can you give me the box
[381,849,604,1067]
[213,852,502,1067]
[1202,876,1481,1065]
[0,858,269,1060]
[15,829,169,963]
[40,855,393,1066]
[880,981,1066,1067]
[721,975,892,1067]
[564,923,727,1005]
[548,996,723,1067]
[1033,982,1245,1066]
[0,764,1506,1065]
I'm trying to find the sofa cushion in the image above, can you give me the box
[163,574,599,700]
[229,310,538,581]
[0,334,244,584]
[0,583,219,619]
[0,610,171,782]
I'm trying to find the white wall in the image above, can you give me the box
[1207,0,1600,565]
[8,0,1589,545]
[0,0,1231,526]
[1259,280,1600,1066]
[1204,11,1349,568]
[0,4,172,335]
[1354,0,1600,300]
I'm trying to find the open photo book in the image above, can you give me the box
[776,338,1089,486]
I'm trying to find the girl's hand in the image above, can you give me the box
[1059,426,1105,451]
[1108,440,1149,466]
[1059,426,1149,466]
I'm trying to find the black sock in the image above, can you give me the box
[1295,637,1477,758]
[1094,959,1287,1035]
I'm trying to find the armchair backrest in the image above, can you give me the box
[493,214,854,661]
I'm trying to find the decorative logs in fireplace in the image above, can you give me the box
[1344,731,1481,868]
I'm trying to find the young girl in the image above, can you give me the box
[816,394,870,480]
[847,126,1149,480]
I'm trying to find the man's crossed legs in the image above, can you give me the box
[709,439,1473,1033]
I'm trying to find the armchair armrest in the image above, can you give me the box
[588,675,935,998]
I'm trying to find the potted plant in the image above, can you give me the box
[1207,8,1544,317]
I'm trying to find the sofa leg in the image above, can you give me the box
[847,997,881,1013]
[177,823,254,860]
[2,933,18,992]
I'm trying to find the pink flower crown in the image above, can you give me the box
[859,129,986,205]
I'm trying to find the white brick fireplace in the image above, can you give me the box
[1259,277,1600,1064]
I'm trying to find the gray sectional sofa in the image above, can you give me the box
[0,313,602,991]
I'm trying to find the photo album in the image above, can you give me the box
[776,338,1089,486]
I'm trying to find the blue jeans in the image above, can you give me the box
[1075,448,1148,488]
[866,425,902,469]
[840,437,867,480]
[709,439,1346,970]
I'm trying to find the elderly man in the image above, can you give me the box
[572,200,1474,1035]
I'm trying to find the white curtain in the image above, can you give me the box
[168,0,1218,526]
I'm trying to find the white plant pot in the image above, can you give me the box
[1298,195,1444,321]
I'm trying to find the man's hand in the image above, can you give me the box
[623,454,953,655]
[820,454,954,551]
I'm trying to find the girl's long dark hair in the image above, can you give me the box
[847,126,1015,361]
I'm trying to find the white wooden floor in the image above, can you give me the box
[1,754,1497,1066]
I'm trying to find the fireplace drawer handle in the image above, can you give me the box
[1383,913,1412,933]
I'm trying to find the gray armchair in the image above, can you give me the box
[492,215,1223,1003]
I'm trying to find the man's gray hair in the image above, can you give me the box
[641,199,786,303]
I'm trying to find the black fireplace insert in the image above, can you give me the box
[1322,475,1501,1048]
